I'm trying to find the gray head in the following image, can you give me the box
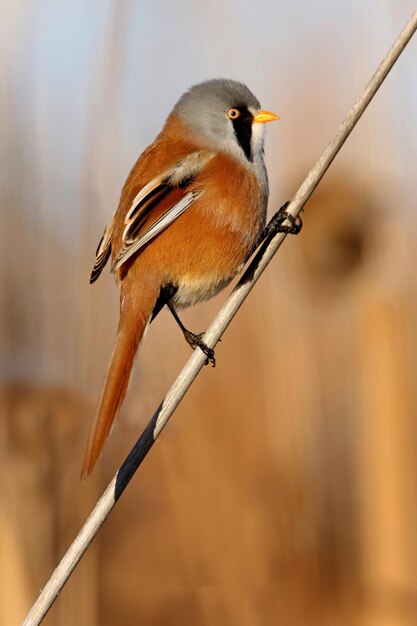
[173,79,278,167]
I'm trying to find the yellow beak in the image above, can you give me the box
[253,110,279,123]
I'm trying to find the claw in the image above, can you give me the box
[259,201,303,243]
[275,210,303,235]
[183,330,216,367]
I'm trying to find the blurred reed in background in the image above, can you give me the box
[1,2,417,624]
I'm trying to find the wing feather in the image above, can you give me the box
[113,191,199,271]
[89,212,117,283]
[89,150,213,282]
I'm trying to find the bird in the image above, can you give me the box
[81,78,289,478]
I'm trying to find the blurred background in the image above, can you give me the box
[1,1,417,624]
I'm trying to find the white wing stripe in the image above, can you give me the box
[124,152,213,224]
[125,175,165,223]
[113,191,198,271]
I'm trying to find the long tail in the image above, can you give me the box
[81,290,155,478]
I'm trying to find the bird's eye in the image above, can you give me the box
[227,108,240,120]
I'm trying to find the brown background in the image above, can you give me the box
[2,2,417,624]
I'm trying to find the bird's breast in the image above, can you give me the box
[167,155,267,307]
[122,152,268,308]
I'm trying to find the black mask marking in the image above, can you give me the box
[230,106,254,162]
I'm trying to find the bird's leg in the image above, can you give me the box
[168,303,216,367]
[259,201,303,243]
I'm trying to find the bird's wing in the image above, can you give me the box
[114,151,213,271]
[114,189,197,272]
[90,211,117,284]
[89,151,213,282]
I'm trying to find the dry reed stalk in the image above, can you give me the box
[22,11,417,626]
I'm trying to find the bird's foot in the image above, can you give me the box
[261,201,303,241]
[183,330,216,367]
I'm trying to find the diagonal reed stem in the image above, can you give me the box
[22,11,417,626]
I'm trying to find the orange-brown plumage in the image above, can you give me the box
[80,275,158,478]
[82,79,278,477]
